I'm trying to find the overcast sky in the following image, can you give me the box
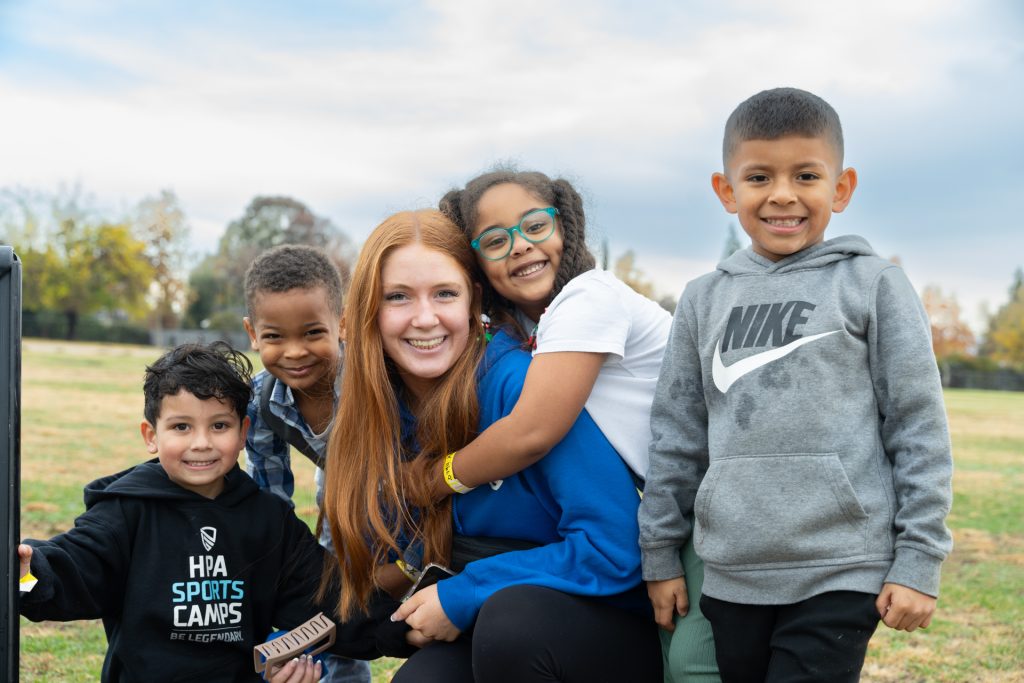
[1,0,1021,332]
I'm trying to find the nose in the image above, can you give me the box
[508,228,533,258]
[191,428,212,451]
[769,179,797,205]
[412,298,440,328]
[282,339,307,359]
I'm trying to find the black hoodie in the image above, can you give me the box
[21,460,410,682]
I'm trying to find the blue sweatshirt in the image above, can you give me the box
[436,330,647,630]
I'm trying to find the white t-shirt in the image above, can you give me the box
[534,269,671,478]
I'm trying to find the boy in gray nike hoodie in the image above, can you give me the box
[639,88,953,682]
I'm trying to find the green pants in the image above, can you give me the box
[660,537,720,683]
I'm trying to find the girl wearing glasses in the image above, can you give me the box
[323,209,661,682]
[410,168,719,682]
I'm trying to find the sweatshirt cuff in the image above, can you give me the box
[374,618,417,659]
[641,544,685,582]
[884,546,944,597]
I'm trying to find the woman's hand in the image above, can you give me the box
[266,654,321,683]
[390,584,461,642]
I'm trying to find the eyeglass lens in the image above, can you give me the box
[478,209,556,259]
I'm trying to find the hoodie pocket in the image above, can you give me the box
[693,453,868,567]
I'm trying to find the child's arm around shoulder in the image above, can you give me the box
[441,350,606,491]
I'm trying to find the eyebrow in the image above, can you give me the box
[738,159,829,173]
[480,207,546,233]
[382,281,464,291]
[257,321,329,330]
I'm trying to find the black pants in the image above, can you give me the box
[393,585,662,683]
[700,591,880,683]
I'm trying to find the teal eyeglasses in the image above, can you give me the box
[470,207,559,261]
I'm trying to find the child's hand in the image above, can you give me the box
[266,654,321,683]
[876,583,936,632]
[18,544,32,579]
[647,577,688,631]
[390,584,460,642]
[405,628,432,649]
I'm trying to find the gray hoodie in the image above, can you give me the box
[639,235,953,604]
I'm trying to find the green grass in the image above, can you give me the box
[17,340,1024,682]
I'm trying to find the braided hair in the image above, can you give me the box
[439,166,595,329]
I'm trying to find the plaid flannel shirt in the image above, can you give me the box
[245,368,338,506]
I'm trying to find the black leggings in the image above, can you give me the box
[392,585,662,683]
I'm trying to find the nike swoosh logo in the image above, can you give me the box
[712,330,841,393]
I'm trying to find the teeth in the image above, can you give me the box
[765,217,804,227]
[515,262,546,277]
[408,337,444,349]
[186,460,216,466]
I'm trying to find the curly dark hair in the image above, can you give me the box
[439,166,595,328]
[723,87,844,169]
[143,341,253,425]
[244,244,344,320]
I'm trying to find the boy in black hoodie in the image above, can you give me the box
[19,342,409,682]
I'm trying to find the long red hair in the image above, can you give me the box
[323,209,484,618]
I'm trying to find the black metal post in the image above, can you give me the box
[0,246,22,681]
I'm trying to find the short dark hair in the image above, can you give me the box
[723,87,844,168]
[143,342,253,425]
[439,165,595,324]
[244,244,344,320]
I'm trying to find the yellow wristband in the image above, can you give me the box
[443,451,475,494]
[395,559,419,582]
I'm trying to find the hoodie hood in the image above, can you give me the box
[718,234,877,276]
[84,459,258,508]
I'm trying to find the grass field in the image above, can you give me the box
[17,339,1024,682]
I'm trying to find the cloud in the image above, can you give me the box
[0,0,1020,332]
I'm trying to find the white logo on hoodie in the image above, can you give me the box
[200,526,217,551]
[712,330,841,393]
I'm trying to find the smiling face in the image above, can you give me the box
[244,286,343,395]
[712,135,857,261]
[472,182,563,322]
[141,390,249,499]
[377,242,474,401]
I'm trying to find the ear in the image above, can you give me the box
[711,173,738,214]
[832,167,858,213]
[240,416,251,443]
[338,315,346,343]
[243,317,259,351]
[140,421,158,454]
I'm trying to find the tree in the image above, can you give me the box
[3,186,154,339]
[982,267,1024,368]
[20,219,153,339]
[185,196,354,327]
[722,223,743,260]
[613,249,655,300]
[920,285,975,359]
[134,189,191,329]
